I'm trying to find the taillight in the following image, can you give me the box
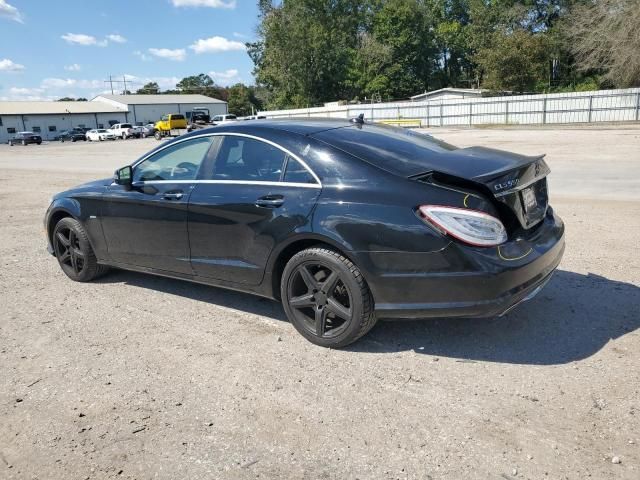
[418,205,507,247]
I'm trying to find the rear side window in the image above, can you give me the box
[312,124,457,176]
[171,115,185,120]
[121,124,132,128]
[283,156,316,184]
[211,136,286,182]
[134,137,213,182]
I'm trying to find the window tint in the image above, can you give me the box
[312,124,458,176]
[283,156,316,184]
[134,137,213,182]
[211,136,286,182]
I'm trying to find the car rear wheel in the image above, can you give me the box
[21,139,26,146]
[281,247,377,348]
[53,217,109,282]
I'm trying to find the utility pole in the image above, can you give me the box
[109,75,114,95]
[123,76,128,95]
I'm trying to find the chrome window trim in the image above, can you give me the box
[131,132,322,187]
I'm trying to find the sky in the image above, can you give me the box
[0,0,259,101]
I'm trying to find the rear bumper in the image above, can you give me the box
[360,209,565,319]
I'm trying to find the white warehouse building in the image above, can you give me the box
[92,94,228,126]
[0,94,227,143]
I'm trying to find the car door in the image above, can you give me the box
[188,134,321,285]
[100,135,215,274]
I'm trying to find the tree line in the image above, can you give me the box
[247,0,640,109]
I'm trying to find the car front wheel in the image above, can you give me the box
[52,217,109,282]
[281,247,377,348]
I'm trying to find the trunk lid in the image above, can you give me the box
[310,125,550,229]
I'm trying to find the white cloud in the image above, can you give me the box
[171,0,235,8]
[123,74,181,90]
[209,69,241,86]
[0,0,22,23]
[0,58,25,71]
[9,87,44,95]
[41,78,102,89]
[61,33,108,47]
[232,32,249,39]
[148,48,186,61]
[133,50,152,62]
[107,34,127,43]
[189,36,245,54]
[64,64,82,72]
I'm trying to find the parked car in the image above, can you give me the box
[141,123,156,137]
[211,114,237,124]
[8,131,42,146]
[86,129,116,141]
[108,123,135,140]
[44,119,565,348]
[57,129,87,142]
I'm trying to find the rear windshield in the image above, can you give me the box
[312,124,457,176]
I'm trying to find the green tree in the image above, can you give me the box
[136,82,160,94]
[227,83,263,116]
[176,74,226,100]
[474,29,550,92]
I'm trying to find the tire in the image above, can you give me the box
[9,141,13,146]
[281,247,376,348]
[52,217,109,282]
[37,140,42,145]
[122,134,126,140]
[72,138,76,143]
[154,131,162,141]
[22,140,26,146]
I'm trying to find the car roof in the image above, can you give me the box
[192,118,356,136]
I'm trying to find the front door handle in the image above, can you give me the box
[163,191,184,200]
[256,195,284,208]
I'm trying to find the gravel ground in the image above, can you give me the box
[0,127,639,479]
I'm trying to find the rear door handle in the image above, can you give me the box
[163,191,184,200]
[256,195,284,208]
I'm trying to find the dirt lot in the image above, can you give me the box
[1,127,639,480]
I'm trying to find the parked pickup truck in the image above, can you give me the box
[109,123,136,140]
[154,114,188,140]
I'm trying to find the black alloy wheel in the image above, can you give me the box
[53,217,109,282]
[281,248,377,348]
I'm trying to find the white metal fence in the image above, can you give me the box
[259,87,640,127]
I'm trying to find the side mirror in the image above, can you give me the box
[114,165,133,186]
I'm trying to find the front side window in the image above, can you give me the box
[211,136,287,182]
[133,137,213,182]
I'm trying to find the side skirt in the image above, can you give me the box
[101,261,276,300]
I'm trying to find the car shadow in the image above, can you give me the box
[96,269,638,365]
[350,270,640,365]
[95,269,289,322]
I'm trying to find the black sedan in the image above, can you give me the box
[44,119,565,347]
[56,129,87,142]
[9,131,42,146]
